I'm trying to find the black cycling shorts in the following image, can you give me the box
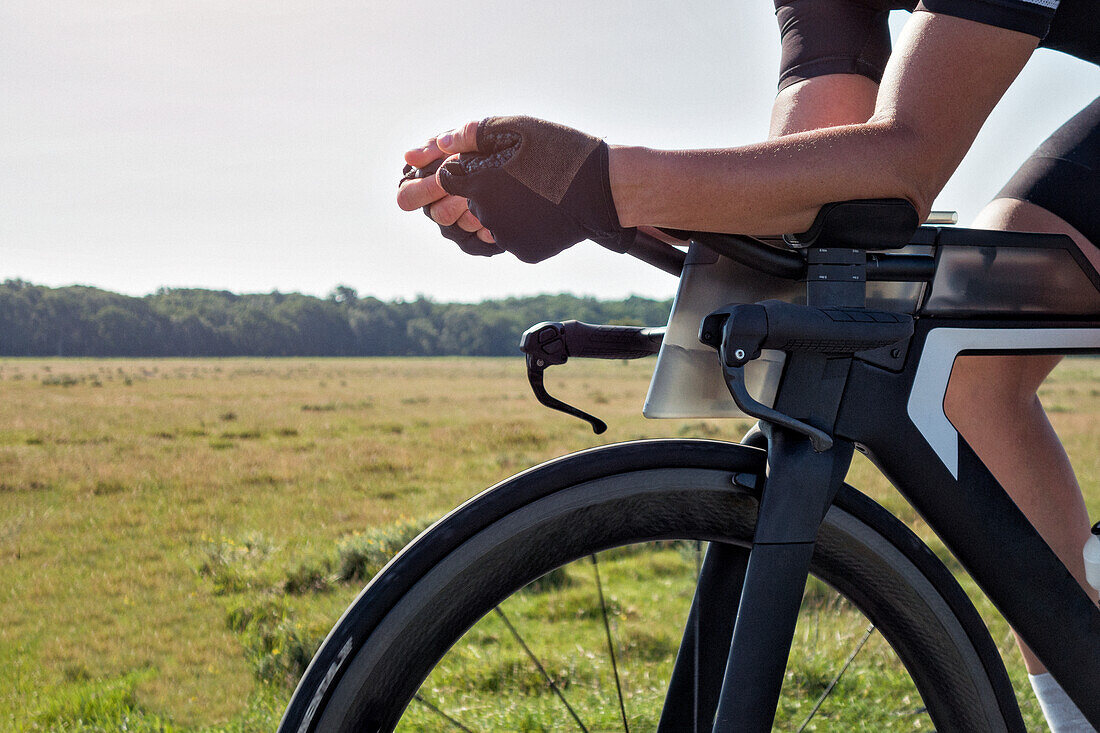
[998,97,1100,246]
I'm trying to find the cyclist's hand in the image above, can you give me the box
[399,116,636,264]
[400,163,502,257]
[399,123,501,256]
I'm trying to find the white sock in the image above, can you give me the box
[1030,672,1097,732]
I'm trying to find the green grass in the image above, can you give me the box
[0,356,1097,730]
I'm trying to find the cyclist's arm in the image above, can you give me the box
[609,11,1038,234]
[396,76,882,245]
[610,74,880,248]
[769,74,880,138]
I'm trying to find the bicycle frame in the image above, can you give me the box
[651,205,1100,731]
[843,319,1100,720]
[664,330,1100,731]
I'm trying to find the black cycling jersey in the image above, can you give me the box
[923,0,1063,41]
[774,0,1096,92]
[923,0,1097,62]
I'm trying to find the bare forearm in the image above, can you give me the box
[609,118,928,235]
[609,12,1035,237]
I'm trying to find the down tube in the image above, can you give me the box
[834,322,1100,729]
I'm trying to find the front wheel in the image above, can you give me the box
[280,440,1023,732]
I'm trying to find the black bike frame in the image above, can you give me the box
[666,315,1100,733]
[840,318,1100,724]
[651,199,1100,732]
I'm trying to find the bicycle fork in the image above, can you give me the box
[719,428,853,731]
[659,295,909,731]
[658,424,853,732]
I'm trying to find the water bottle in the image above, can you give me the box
[1083,522,1100,591]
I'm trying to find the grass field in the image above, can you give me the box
[1,356,1098,731]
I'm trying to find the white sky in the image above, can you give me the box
[2,1,1096,302]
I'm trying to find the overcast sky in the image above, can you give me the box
[2,2,1096,302]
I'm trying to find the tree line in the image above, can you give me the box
[0,280,673,357]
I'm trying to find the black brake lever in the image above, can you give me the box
[720,361,832,452]
[521,322,607,434]
[519,321,663,434]
[526,354,608,435]
[700,305,835,452]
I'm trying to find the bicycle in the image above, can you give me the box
[277,199,1100,732]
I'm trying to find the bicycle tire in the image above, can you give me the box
[279,439,1023,732]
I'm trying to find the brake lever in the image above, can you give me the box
[720,362,832,452]
[400,157,443,184]
[521,322,607,434]
[526,354,608,435]
[700,306,834,452]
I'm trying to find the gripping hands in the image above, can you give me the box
[400,159,505,257]
[399,116,636,264]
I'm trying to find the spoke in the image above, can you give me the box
[693,541,702,733]
[592,554,630,733]
[796,622,876,733]
[493,605,589,733]
[413,693,477,733]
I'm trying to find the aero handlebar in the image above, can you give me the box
[630,230,936,283]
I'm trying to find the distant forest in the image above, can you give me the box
[0,280,673,357]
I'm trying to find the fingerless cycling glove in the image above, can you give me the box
[437,116,636,263]
[400,160,505,257]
